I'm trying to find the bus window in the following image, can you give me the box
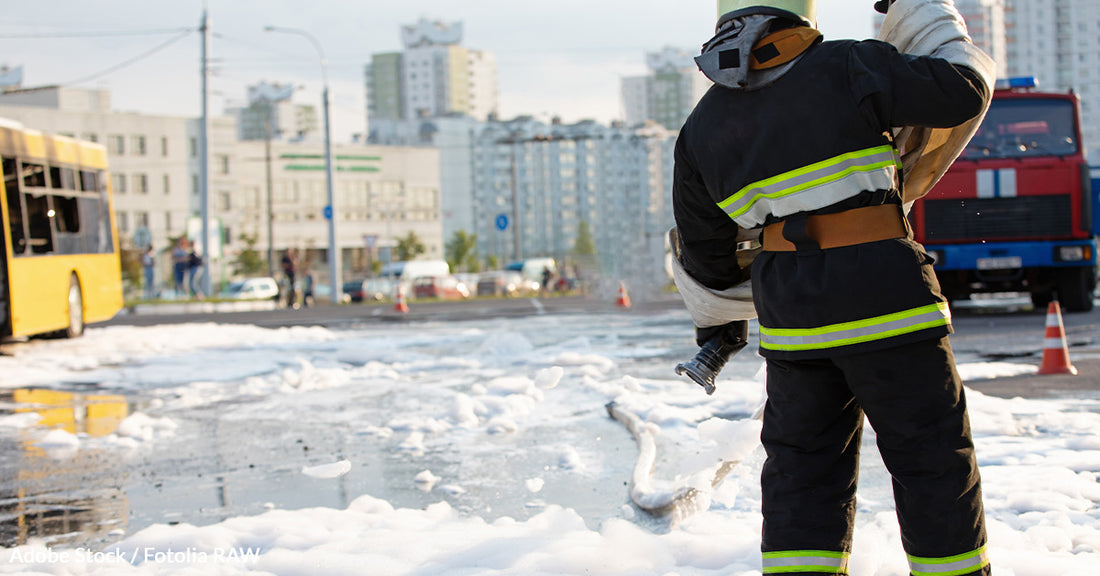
[24,191,54,254]
[21,162,47,188]
[3,158,27,255]
[79,170,98,192]
[53,195,80,234]
[49,166,77,190]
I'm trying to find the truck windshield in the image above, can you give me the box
[960,97,1078,160]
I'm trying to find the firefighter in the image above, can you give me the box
[671,0,995,574]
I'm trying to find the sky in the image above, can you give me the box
[0,307,1098,574]
[0,1,877,143]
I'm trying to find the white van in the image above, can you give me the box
[507,258,556,288]
[381,260,451,292]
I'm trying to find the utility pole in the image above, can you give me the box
[199,7,212,296]
[509,137,522,261]
[264,100,275,278]
[264,26,340,303]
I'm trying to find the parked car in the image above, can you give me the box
[343,278,394,303]
[476,270,533,297]
[221,277,279,301]
[412,275,471,300]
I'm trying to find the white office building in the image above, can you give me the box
[0,85,443,295]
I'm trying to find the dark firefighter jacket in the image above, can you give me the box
[673,38,988,360]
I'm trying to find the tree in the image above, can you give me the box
[119,243,144,300]
[572,220,597,258]
[445,230,479,273]
[571,220,598,291]
[232,233,267,277]
[395,231,426,262]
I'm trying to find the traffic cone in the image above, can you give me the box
[615,281,632,309]
[393,284,409,313]
[1038,300,1077,375]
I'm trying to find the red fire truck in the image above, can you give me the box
[910,77,1098,312]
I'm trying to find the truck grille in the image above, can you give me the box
[922,195,1072,241]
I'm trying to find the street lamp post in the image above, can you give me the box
[264,25,341,303]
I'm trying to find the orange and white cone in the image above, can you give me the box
[1038,300,1077,375]
[615,281,632,309]
[393,285,409,313]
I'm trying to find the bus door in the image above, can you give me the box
[0,157,16,336]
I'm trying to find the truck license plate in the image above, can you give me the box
[976,256,1022,270]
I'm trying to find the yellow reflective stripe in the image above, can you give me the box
[763,550,849,574]
[760,303,951,352]
[717,145,901,222]
[908,545,990,576]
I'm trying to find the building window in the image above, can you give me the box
[190,137,197,158]
[82,133,98,143]
[217,155,230,175]
[132,135,147,156]
[108,135,125,155]
[163,174,171,195]
[112,173,127,194]
[135,211,149,229]
[191,174,199,195]
[118,211,129,233]
[161,136,169,157]
[165,211,172,232]
[134,173,149,194]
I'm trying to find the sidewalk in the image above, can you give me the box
[121,299,277,316]
[966,357,1100,400]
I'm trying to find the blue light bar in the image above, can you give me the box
[995,76,1039,90]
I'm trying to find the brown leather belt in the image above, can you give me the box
[761,204,908,252]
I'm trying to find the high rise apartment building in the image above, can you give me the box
[366,19,499,142]
[1004,0,1100,161]
[621,47,712,130]
[469,117,675,287]
[228,82,318,143]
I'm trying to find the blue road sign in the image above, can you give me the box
[495,214,509,231]
[323,205,333,220]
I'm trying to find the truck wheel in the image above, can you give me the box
[1056,267,1096,313]
[1030,290,1053,310]
[65,274,84,338]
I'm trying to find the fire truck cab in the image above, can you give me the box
[910,77,1098,312]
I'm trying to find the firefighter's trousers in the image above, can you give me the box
[760,336,990,575]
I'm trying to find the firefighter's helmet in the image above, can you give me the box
[716,0,816,27]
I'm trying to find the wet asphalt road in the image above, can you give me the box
[96,292,1100,401]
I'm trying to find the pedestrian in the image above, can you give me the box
[301,267,314,308]
[142,245,156,300]
[670,1,995,574]
[540,266,552,296]
[187,246,203,299]
[171,238,189,297]
[281,248,298,309]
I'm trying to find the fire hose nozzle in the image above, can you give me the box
[675,333,748,395]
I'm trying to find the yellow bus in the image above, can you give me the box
[0,119,123,339]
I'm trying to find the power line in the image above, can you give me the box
[0,27,195,39]
[60,29,194,86]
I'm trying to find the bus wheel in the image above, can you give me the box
[1056,267,1096,313]
[65,274,84,338]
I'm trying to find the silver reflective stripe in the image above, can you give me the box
[762,550,849,574]
[760,303,951,352]
[718,145,901,228]
[908,545,989,576]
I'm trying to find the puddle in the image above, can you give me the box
[0,389,136,547]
